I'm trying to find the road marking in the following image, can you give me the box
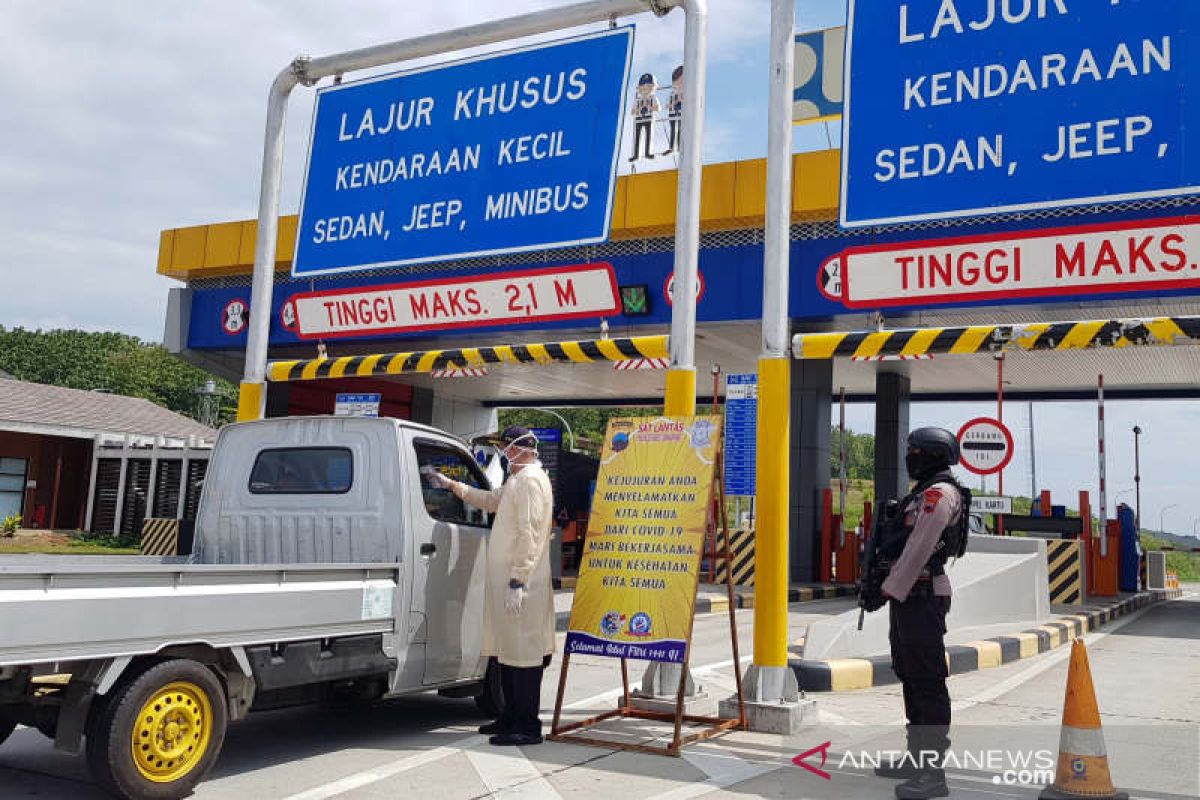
[816,707,863,726]
[463,744,562,799]
[644,746,779,800]
[278,735,483,800]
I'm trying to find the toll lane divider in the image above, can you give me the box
[140,518,183,556]
[792,316,1200,361]
[714,528,756,586]
[267,335,670,381]
[791,589,1183,692]
[552,583,857,632]
[1046,539,1084,605]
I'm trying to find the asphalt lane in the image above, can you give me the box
[1,593,1195,799]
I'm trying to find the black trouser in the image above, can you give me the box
[666,119,680,151]
[632,120,652,159]
[497,657,549,737]
[889,588,951,772]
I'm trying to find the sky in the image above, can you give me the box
[0,1,1197,539]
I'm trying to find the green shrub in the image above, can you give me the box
[71,528,140,549]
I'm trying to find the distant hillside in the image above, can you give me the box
[1144,529,1200,551]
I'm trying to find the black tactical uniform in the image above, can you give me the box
[874,427,966,800]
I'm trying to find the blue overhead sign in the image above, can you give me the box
[293,27,634,277]
[841,1,1200,227]
[723,374,757,497]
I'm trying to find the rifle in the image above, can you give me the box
[857,498,898,630]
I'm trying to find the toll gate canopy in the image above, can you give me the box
[161,150,1200,408]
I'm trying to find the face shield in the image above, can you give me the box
[500,432,540,463]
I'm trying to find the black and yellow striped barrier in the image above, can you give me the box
[267,335,670,382]
[141,518,183,556]
[714,528,755,586]
[1047,539,1084,605]
[793,316,1200,360]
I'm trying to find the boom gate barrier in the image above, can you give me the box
[266,335,670,381]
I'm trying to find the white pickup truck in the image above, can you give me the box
[0,416,504,799]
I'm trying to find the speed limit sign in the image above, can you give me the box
[956,417,1014,475]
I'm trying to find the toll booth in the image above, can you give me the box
[160,149,1200,584]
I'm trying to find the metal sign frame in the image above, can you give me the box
[237,0,710,422]
[549,419,744,756]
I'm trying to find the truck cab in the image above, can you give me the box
[195,416,495,690]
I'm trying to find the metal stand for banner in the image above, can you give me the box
[548,449,746,756]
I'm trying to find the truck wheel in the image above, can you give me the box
[0,714,15,748]
[474,657,505,717]
[86,660,228,800]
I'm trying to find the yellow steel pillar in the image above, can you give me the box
[236,381,265,422]
[753,356,790,667]
[663,368,697,417]
[738,0,801,712]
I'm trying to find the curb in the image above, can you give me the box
[790,588,1184,692]
[554,583,858,633]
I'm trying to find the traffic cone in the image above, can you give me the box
[1039,639,1128,800]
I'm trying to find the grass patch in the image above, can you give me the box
[0,530,140,555]
[1141,533,1200,582]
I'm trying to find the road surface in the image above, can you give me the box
[2,591,1195,799]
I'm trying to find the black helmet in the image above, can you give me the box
[906,427,959,480]
[907,427,960,464]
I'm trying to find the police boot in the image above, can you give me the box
[895,769,948,799]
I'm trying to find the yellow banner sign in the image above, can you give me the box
[565,416,719,663]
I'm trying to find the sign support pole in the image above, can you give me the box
[838,387,846,548]
[663,0,709,417]
[746,0,800,711]
[236,0,708,421]
[996,352,1006,536]
[1098,374,1108,558]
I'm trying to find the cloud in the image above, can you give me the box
[0,0,778,342]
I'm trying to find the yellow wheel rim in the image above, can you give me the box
[131,681,212,784]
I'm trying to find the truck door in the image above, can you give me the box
[403,434,491,685]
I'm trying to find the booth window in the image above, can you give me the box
[248,448,353,494]
[414,440,490,527]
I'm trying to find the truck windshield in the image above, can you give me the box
[248,448,353,494]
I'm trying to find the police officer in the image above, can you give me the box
[874,427,964,800]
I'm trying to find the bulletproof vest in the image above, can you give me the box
[877,471,968,575]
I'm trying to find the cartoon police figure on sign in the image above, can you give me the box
[663,65,683,155]
[629,72,660,163]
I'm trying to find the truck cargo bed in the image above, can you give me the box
[0,560,399,666]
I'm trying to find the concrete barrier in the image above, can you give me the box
[799,534,1051,661]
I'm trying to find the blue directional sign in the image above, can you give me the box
[841,1,1200,227]
[722,374,757,497]
[294,27,634,277]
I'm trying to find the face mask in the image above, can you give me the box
[905,449,943,481]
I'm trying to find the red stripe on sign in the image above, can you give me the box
[291,263,620,339]
[835,214,1200,310]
